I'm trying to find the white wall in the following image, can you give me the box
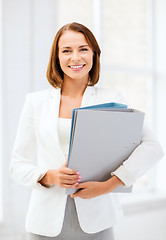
[1,0,58,239]
[0,0,3,224]
[115,204,166,240]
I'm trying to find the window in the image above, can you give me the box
[100,0,158,194]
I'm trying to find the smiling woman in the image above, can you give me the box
[9,22,164,240]
[46,22,101,89]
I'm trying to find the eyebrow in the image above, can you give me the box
[61,45,90,49]
[79,45,89,48]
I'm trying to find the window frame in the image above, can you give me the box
[0,0,3,223]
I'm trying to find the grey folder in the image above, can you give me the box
[66,107,145,195]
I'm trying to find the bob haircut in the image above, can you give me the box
[46,22,101,88]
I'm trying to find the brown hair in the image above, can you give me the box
[46,22,101,88]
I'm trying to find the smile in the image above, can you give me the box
[69,64,85,70]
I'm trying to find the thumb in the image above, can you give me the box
[62,160,68,168]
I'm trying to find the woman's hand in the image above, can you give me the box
[70,176,124,199]
[39,161,80,188]
[70,181,107,199]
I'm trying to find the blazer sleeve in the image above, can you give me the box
[9,94,48,190]
[108,89,164,187]
[111,124,164,188]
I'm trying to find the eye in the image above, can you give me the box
[62,50,71,53]
[80,48,88,52]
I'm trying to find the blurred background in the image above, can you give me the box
[0,0,166,239]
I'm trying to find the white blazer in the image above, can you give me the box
[9,86,164,237]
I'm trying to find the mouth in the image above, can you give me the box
[68,64,85,71]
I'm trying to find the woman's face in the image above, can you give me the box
[58,30,93,83]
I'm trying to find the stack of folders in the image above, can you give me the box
[66,102,145,195]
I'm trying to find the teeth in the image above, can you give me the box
[70,65,84,69]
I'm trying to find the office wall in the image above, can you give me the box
[1,0,57,239]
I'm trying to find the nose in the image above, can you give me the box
[71,50,81,62]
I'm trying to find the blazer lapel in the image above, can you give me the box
[48,85,96,161]
[81,86,96,107]
[49,86,61,126]
[48,87,66,161]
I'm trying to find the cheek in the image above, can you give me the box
[58,55,67,69]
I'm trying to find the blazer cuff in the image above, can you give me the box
[111,165,135,188]
[33,169,53,190]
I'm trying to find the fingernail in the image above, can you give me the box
[76,171,80,175]
[78,175,81,179]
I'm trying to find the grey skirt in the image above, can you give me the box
[27,196,114,240]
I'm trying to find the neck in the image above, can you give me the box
[61,76,88,98]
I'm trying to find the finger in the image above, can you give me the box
[61,183,76,189]
[59,172,80,182]
[61,168,79,176]
[59,181,78,188]
[66,174,81,180]
[70,188,83,198]
[70,192,78,198]
[75,182,86,189]
[62,176,81,187]
[63,179,78,185]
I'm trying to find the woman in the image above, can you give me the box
[10,22,164,239]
